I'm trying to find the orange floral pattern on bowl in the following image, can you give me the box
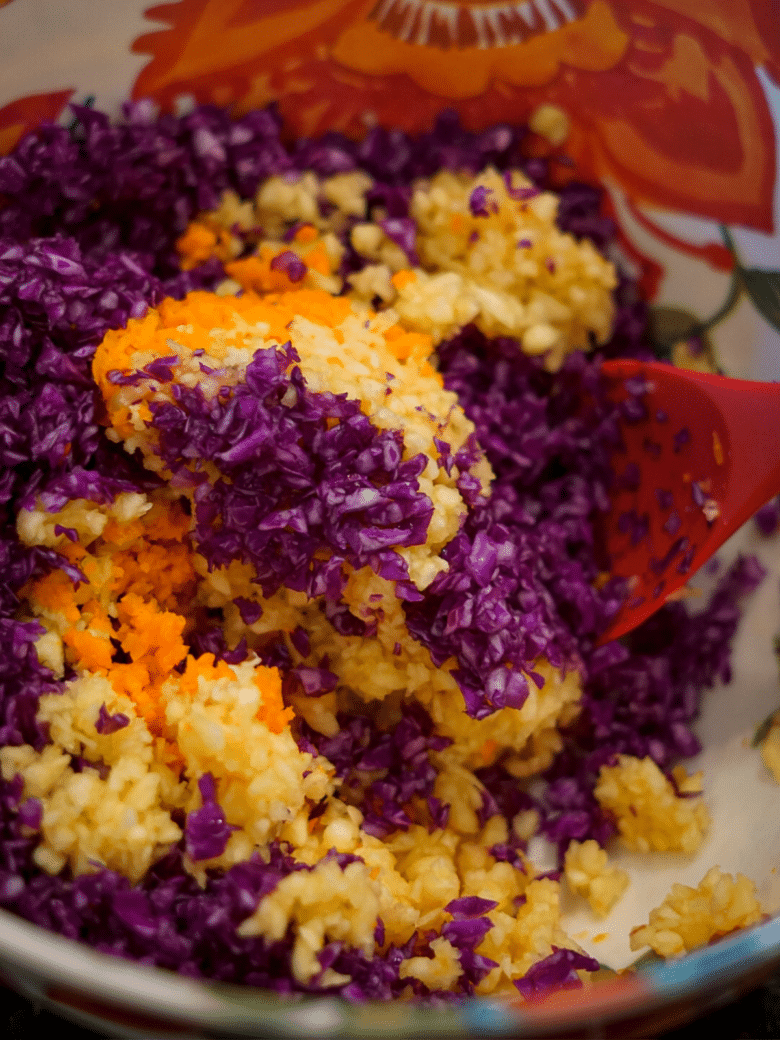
[127,0,779,232]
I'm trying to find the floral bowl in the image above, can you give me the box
[0,1,778,1035]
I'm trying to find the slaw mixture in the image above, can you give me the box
[0,102,768,999]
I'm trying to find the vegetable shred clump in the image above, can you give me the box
[0,102,766,1001]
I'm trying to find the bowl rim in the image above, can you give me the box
[1,903,778,1037]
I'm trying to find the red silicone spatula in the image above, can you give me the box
[597,358,780,643]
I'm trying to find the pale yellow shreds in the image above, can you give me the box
[629,867,764,957]
[418,658,582,778]
[564,839,630,917]
[393,167,616,365]
[595,755,710,853]
[236,856,380,986]
[399,936,462,991]
[474,876,588,996]
[0,671,189,882]
[183,163,617,371]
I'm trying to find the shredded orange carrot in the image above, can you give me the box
[141,500,192,543]
[62,628,113,672]
[179,653,237,698]
[81,599,113,635]
[92,312,161,401]
[176,219,235,270]
[301,243,330,276]
[277,289,353,330]
[226,249,299,294]
[57,540,88,565]
[392,269,417,290]
[176,221,219,270]
[253,666,294,734]
[110,543,196,613]
[25,570,80,623]
[421,361,444,386]
[479,738,499,765]
[383,324,433,364]
[116,593,188,675]
[143,503,192,544]
[102,517,148,548]
[294,224,318,243]
[107,661,167,736]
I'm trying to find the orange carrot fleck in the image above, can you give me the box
[26,571,80,624]
[392,269,417,290]
[179,653,236,698]
[81,599,113,635]
[176,221,219,271]
[253,666,294,734]
[116,593,187,675]
[480,738,498,765]
[294,224,319,243]
[302,244,331,276]
[63,628,113,672]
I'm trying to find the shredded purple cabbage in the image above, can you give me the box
[0,100,762,1003]
[755,496,780,536]
[269,250,307,283]
[514,946,601,996]
[468,185,494,217]
[148,347,432,603]
[95,703,130,735]
[185,774,237,862]
[406,332,628,716]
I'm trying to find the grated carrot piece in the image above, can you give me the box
[479,738,499,765]
[421,361,444,386]
[392,269,417,290]
[107,661,166,735]
[178,653,237,698]
[26,571,81,625]
[110,542,196,613]
[176,219,236,271]
[81,599,113,635]
[116,593,187,676]
[140,498,194,542]
[301,243,331,276]
[62,628,113,672]
[102,518,147,548]
[57,540,88,564]
[253,666,294,734]
[92,311,160,401]
[176,221,219,271]
[226,249,299,295]
[294,224,318,243]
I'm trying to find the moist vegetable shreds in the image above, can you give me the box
[0,101,766,1001]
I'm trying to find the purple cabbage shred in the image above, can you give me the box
[95,703,130,735]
